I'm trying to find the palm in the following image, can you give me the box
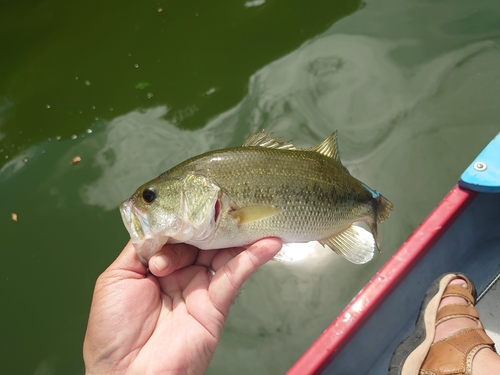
[84,239,281,375]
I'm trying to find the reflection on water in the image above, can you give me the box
[33,356,57,375]
[0,0,361,167]
[244,0,266,8]
[212,34,496,160]
[79,35,496,216]
[80,106,232,210]
[275,242,327,262]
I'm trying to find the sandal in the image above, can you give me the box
[388,273,496,375]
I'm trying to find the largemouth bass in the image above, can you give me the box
[120,130,393,265]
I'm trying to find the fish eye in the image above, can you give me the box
[142,188,156,204]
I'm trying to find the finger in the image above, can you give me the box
[105,241,147,278]
[194,249,221,269]
[149,243,199,277]
[208,238,282,317]
[210,247,245,271]
[194,247,246,270]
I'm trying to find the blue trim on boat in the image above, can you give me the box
[459,132,500,193]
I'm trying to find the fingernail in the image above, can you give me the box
[152,254,170,272]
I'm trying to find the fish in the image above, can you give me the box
[120,130,393,265]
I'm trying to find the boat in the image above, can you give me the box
[287,132,500,375]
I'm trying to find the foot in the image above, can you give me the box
[431,278,500,375]
[388,274,498,375]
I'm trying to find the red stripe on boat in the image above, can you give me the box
[286,185,477,375]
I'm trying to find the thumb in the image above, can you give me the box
[104,241,147,278]
[208,238,282,316]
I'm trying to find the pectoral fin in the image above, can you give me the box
[230,205,282,225]
[319,225,375,264]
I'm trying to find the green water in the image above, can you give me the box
[1,0,499,374]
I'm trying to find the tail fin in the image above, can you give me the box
[369,194,393,252]
[377,195,393,223]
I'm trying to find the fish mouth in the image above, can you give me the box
[119,199,169,265]
[120,198,149,242]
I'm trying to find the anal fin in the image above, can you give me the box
[319,225,375,264]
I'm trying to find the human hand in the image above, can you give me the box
[83,238,282,375]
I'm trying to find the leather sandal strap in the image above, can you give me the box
[441,327,495,352]
[442,284,475,304]
[436,304,479,325]
[421,327,496,375]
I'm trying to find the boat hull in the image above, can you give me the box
[287,187,500,374]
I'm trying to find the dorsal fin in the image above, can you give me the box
[242,130,299,150]
[308,131,340,161]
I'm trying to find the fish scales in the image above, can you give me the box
[171,147,371,241]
